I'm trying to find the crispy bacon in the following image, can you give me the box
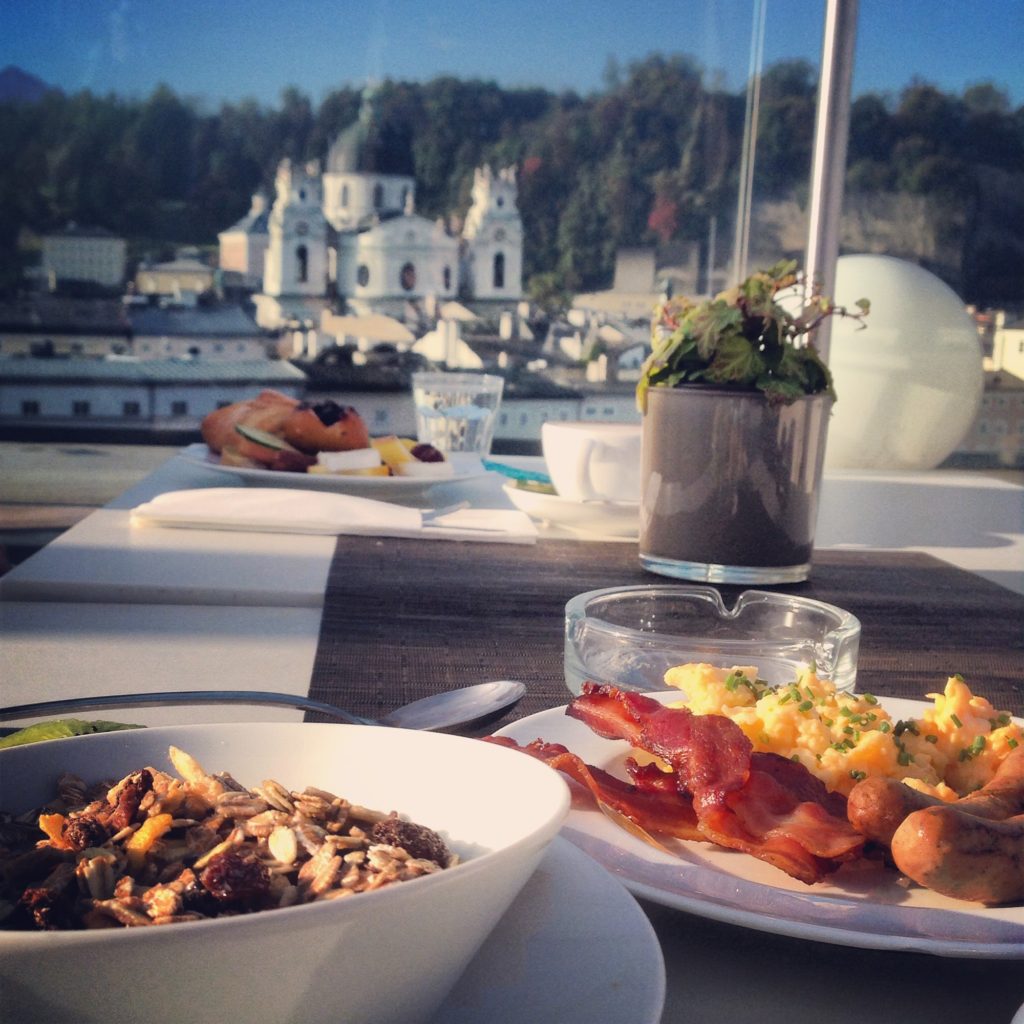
[493,683,865,886]
[568,685,752,811]
[568,684,865,883]
[485,737,702,841]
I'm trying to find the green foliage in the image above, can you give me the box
[0,58,1022,304]
[637,260,870,410]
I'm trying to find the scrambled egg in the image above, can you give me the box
[662,664,1023,798]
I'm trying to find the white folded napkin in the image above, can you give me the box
[131,488,537,544]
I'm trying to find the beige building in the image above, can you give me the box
[217,193,270,289]
[991,312,1024,380]
[41,224,127,289]
[134,250,216,303]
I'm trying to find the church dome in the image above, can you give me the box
[326,87,414,177]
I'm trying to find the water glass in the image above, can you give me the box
[412,372,504,455]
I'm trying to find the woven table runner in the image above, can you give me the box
[307,539,1023,725]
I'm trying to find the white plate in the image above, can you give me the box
[434,837,665,1023]
[178,443,485,499]
[503,481,639,539]
[495,695,1024,959]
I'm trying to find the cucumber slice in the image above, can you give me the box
[0,719,143,748]
[235,424,289,450]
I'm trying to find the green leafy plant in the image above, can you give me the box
[637,259,869,410]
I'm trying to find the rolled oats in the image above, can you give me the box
[2,747,456,932]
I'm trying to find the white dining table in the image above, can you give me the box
[2,452,1023,1023]
[1,452,1021,607]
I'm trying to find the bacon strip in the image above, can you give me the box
[485,737,702,841]
[563,683,864,884]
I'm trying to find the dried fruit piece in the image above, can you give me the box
[370,817,450,866]
[200,848,270,903]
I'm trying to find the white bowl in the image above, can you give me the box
[0,722,570,1024]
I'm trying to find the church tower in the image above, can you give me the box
[460,165,523,302]
[254,159,330,329]
[262,159,328,298]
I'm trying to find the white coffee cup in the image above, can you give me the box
[541,421,641,503]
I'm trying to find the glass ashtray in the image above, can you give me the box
[564,585,861,696]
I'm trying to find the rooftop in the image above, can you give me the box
[0,357,305,384]
[129,304,263,338]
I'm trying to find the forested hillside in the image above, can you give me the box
[1,54,1021,305]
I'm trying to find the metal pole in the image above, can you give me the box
[805,0,859,363]
[732,0,767,285]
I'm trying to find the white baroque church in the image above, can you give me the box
[240,94,524,331]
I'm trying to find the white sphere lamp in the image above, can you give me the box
[823,254,983,470]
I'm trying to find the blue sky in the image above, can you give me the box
[3,0,1021,108]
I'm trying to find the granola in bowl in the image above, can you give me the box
[1,745,456,931]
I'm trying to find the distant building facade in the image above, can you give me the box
[41,224,126,289]
[0,359,305,433]
[217,193,270,289]
[237,88,524,330]
[134,250,216,305]
[129,305,268,361]
[0,297,131,357]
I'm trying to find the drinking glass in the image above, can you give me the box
[412,372,504,455]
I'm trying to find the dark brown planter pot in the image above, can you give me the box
[639,386,832,584]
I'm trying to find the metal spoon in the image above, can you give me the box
[0,680,527,734]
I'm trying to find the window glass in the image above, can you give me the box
[1,3,1021,481]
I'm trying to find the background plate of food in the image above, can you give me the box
[179,442,486,498]
[183,389,487,499]
[494,675,1024,959]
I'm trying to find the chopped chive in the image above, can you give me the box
[1009,738,1019,749]
[879,721,891,733]
[849,769,867,781]
[951,714,963,728]
[925,734,938,744]
[778,692,792,705]
[863,693,878,705]
[798,700,813,712]
[898,750,912,766]
[970,736,986,755]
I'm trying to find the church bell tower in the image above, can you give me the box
[461,165,523,302]
[261,158,328,299]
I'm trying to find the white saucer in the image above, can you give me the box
[503,482,639,539]
[432,837,665,1023]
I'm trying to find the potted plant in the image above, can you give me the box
[636,259,868,584]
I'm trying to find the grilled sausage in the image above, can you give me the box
[890,808,1024,904]
[848,746,1024,846]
